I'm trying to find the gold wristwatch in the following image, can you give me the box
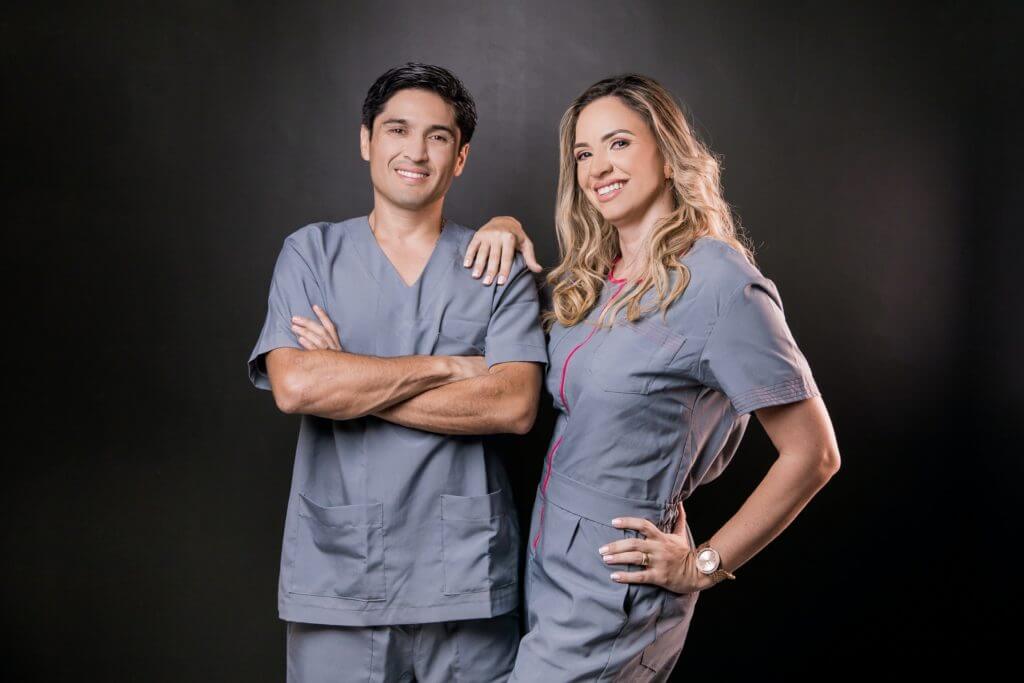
[695,542,736,585]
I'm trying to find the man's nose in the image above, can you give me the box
[405,137,429,162]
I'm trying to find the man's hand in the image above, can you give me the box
[291,305,343,351]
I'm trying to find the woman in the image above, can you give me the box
[466,74,840,681]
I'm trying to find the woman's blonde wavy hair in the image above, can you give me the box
[543,73,756,332]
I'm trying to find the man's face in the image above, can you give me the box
[360,88,469,211]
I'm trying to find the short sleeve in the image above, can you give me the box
[247,239,325,390]
[483,255,550,370]
[697,277,820,415]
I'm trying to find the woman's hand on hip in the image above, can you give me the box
[599,502,711,594]
[465,215,542,286]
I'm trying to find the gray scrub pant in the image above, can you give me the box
[286,611,519,683]
[511,471,700,682]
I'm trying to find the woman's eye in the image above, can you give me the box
[611,139,629,150]
[575,151,591,162]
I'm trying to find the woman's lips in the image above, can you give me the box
[595,180,627,203]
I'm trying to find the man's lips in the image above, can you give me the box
[389,166,425,183]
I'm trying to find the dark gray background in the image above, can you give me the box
[4,1,1020,680]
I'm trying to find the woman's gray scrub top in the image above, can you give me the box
[517,236,821,676]
[246,216,549,627]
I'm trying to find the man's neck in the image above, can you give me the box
[369,199,445,243]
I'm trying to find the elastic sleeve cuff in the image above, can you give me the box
[731,375,821,416]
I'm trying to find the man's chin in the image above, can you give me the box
[379,188,448,212]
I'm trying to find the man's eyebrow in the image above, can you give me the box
[573,128,635,149]
[380,118,456,138]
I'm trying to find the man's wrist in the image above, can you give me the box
[437,355,459,383]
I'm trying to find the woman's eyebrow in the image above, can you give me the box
[573,129,635,149]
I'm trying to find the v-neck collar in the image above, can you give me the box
[358,214,452,290]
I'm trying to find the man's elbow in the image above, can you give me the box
[271,374,305,414]
[509,396,539,435]
[265,349,308,414]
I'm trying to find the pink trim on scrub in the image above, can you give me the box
[532,259,629,551]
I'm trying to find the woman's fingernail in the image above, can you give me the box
[610,573,621,581]
[598,546,608,555]
[473,270,481,277]
[484,275,492,284]
[464,259,471,266]
[603,555,613,563]
[497,275,506,284]
[611,518,622,526]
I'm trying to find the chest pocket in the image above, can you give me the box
[433,315,487,356]
[589,317,686,394]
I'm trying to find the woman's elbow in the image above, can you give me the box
[821,447,841,477]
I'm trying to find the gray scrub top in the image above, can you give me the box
[247,215,549,627]
[532,236,821,551]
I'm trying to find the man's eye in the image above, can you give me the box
[431,135,449,142]
[389,128,405,134]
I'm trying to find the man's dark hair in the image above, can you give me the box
[362,62,478,148]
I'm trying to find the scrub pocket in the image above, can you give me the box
[539,500,635,619]
[440,489,517,595]
[290,492,387,601]
[590,317,686,394]
[433,315,487,356]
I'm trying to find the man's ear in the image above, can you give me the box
[359,125,371,161]
[452,142,470,177]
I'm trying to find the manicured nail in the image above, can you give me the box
[611,518,622,526]
[497,275,506,285]
[603,555,613,563]
[473,269,481,277]
[484,275,492,284]
[291,316,298,322]
[598,546,608,554]
[464,259,471,266]
[610,573,621,581]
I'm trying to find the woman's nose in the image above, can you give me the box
[590,153,613,177]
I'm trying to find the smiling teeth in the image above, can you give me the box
[598,182,624,196]
[397,169,427,179]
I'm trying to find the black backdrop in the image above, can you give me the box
[4,2,1020,680]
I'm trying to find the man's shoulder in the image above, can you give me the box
[281,216,366,256]
[446,219,533,279]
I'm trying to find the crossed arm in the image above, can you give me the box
[264,314,541,435]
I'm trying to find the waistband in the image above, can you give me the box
[541,468,679,532]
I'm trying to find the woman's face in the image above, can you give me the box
[574,95,670,227]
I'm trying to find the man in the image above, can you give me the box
[246,63,548,682]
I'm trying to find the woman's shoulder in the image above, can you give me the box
[680,236,767,300]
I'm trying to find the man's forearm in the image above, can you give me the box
[373,363,541,436]
[278,348,457,420]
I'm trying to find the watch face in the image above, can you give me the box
[696,548,720,574]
